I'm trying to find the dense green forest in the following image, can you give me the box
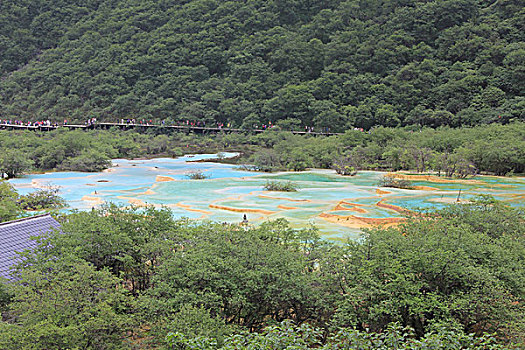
[1,0,524,130]
[0,198,523,348]
[1,122,524,178]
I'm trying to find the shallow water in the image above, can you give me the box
[9,153,525,241]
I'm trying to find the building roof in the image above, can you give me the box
[0,214,61,280]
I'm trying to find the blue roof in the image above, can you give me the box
[0,214,61,280]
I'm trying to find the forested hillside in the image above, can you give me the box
[1,0,523,130]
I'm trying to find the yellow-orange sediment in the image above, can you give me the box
[412,185,439,191]
[209,204,276,215]
[156,175,176,182]
[81,195,104,205]
[487,184,517,189]
[389,173,484,184]
[376,200,412,214]
[503,193,525,202]
[319,212,405,229]
[334,201,368,213]
[128,198,148,207]
[348,206,368,213]
[172,202,212,214]
[258,194,311,202]
[277,204,298,210]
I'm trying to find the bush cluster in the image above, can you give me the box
[263,180,298,192]
[378,174,414,189]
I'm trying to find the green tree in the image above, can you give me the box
[0,257,133,349]
[0,181,21,222]
[57,148,112,172]
[0,150,32,178]
[32,204,177,294]
[330,198,525,340]
[18,186,66,211]
[142,220,329,334]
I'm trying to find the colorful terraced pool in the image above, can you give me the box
[9,153,525,241]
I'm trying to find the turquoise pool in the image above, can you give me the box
[9,153,525,241]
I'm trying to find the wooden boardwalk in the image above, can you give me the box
[0,122,341,136]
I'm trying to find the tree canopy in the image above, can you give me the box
[0,200,523,348]
[1,122,524,178]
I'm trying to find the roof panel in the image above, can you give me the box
[0,214,61,280]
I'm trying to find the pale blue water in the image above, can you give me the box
[9,153,525,241]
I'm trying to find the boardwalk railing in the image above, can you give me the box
[0,122,341,136]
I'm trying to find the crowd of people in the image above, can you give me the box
[118,119,236,129]
[0,117,339,134]
[0,119,58,127]
[85,117,97,126]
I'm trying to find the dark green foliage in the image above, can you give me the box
[0,182,22,222]
[263,180,298,192]
[141,219,327,334]
[162,305,232,347]
[0,0,523,129]
[0,283,11,313]
[0,150,32,179]
[0,257,134,350]
[17,186,66,210]
[33,204,178,294]
[332,157,357,176]
[167,320,507,350]
[0,182,66,222]
[57,149,112,172]
[1,122,524,177]
[331,197,525,340]
[249,148,284,172]
[245,123,524,175]
[0,129,236,174]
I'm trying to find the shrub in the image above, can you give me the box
[18,186,66,210]
[167,320,507,350]
[57,149,111,172]
[263,180,298,192]
[186,170,210,180]
[250,149,282,172]
[234,164,259,172]
[0,181,22,221]
[378,174,413,189]
[333,157,358,176]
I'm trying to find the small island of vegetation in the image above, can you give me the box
[378,174,414,189]
[185,170,210,180]
[263,180,298,192]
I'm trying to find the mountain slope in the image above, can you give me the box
[0,0,523,130]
